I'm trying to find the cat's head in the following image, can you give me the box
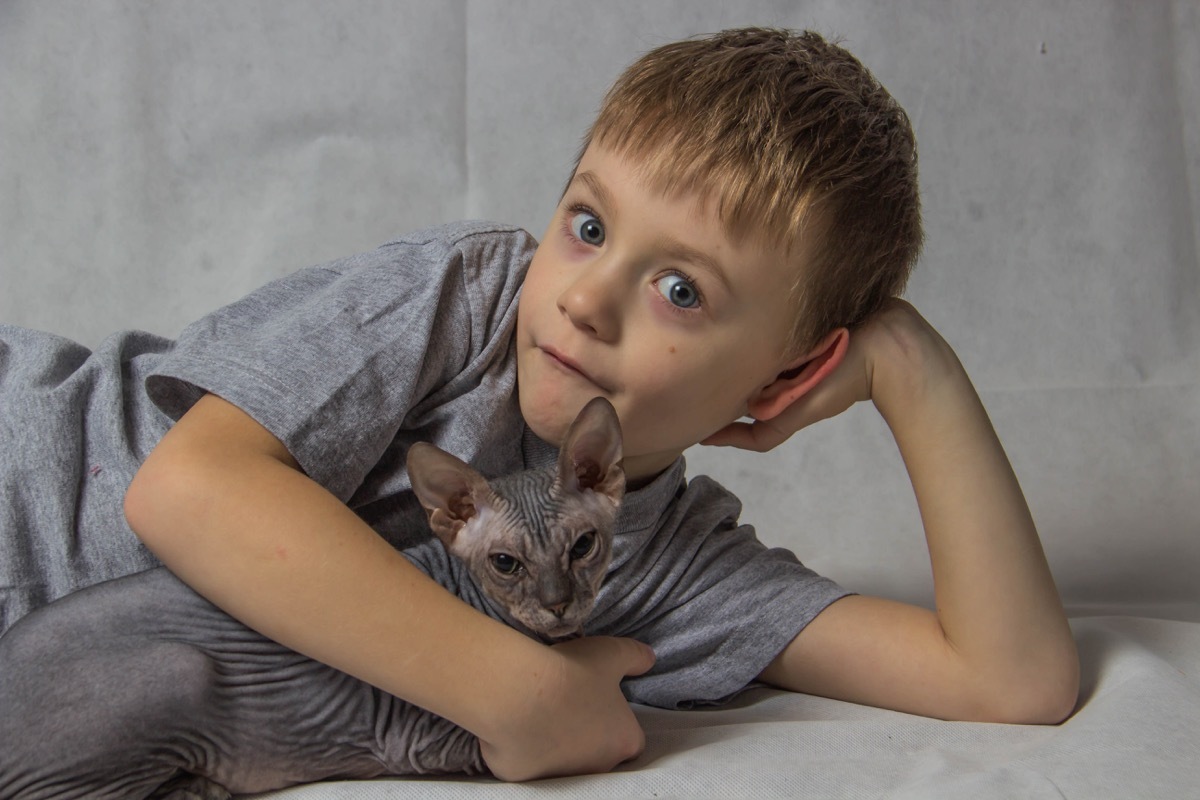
[407,397,625,640]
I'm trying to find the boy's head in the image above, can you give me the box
[577,27,922,356]
[518,28,922,479]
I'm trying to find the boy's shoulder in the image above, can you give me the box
[367,220,540,299]
[620,461,746,537]
[379,219,536,254]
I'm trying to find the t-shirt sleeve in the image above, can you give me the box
[599,475,852,709]
[145,221,533,503]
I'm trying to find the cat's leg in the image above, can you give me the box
[0,564,488,797]
[0,566,457,795]
[0,568,236,800]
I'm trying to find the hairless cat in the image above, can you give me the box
[0,397,625,799]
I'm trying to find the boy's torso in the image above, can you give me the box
[0,221,848,709]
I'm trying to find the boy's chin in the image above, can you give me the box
[518,393,590,447]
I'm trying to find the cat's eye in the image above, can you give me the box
[569,531,596,560]
[489,553,522,575]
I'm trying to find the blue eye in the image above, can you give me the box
[658,274,700,309]
[569,212,605,246]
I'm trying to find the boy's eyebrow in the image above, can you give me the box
[654,236,734,295]
[573,171,617,215]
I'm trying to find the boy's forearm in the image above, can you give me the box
[124,398,545,747]
[872,319,1078,709]
[126,395,652,780]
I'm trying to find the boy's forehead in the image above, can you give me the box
[573,142,708,208]
[564,144,804,310]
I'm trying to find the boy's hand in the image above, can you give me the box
[723,300,1079,723]
[703,299,943,452]
[479,636,655,781]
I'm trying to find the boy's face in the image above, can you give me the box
[517,143,802,482]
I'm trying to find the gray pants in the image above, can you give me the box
[0,568,484,799]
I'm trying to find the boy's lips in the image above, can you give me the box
[539,345,610,392]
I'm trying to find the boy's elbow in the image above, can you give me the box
[994,675,1078,726]
[124,452,185,553]
[1028,649,1081,725]
[976,640,1081,725]
[124,445,218,556]
[125,393,302,557]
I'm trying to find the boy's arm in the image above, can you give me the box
[708,301,1079,724]
[124,393,653,780]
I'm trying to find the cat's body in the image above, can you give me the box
[0,398,625,800]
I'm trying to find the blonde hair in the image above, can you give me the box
[578,28,923,354]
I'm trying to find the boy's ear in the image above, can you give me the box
[747,327,849,423]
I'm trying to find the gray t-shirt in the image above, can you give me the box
[0,220,847,708]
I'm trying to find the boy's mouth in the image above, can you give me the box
[539,345,610,392]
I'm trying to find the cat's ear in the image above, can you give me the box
[558,397,625,504]
[407,443,494,547]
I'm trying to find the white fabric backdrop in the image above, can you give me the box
[2,3,1198,797]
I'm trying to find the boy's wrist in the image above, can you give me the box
[864,302,966,422]
[477,636,654,780]
[465,632,561,744]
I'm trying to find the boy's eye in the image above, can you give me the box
[657,274,700,309]
[569,211,606,246]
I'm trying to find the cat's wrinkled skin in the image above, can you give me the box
[0,570,465,799]
[409,397,623,641]
[0,398,624,800]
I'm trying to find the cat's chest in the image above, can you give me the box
[399,538,510,622]
[355,491,432,550]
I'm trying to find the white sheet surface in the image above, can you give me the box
[3,1,1197,797]
[248,616,1199,800]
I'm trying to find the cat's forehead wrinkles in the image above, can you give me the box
[489,469,571,547]
[490,468,555,510]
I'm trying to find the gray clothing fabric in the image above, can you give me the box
[0,326,172,626]
[0,220,848,710]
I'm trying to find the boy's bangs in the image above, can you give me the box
[587,117,812,258]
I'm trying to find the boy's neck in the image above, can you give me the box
[622,451,684,490]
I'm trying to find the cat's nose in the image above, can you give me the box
[547,601,570,618]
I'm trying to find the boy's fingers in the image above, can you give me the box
[555,635,656,677]
[703,386,857,451]
[614,637,656,676]
[701,421,786,452]
[700,422,754,449]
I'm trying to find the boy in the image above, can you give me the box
[0,27,1078,781]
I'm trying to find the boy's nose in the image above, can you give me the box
[557,261,623,342]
